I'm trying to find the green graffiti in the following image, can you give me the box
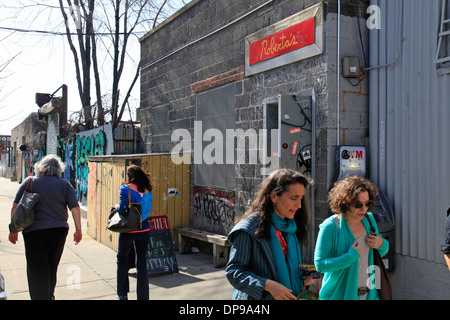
[76,130,106,165]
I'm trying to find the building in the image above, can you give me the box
[367,0,450,299]
[139,0,450,299]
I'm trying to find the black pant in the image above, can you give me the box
[117,231,150,300]
[23,228,68,300]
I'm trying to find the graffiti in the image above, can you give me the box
[193,187,236,232]
[58,138,75,186]
[75,130,106,202]
[296,144,312,175]
[76,130,106,165]
[235,165,258,218]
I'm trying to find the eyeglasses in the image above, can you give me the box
[354,201,374,209]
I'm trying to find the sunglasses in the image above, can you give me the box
[354,201,374,209]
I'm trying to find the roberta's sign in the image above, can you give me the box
[245,2,323,76]
[249,17,315,66]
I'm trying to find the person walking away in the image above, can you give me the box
[8,154,82,300]
[116,165,153,300]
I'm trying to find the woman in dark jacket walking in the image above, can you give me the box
[226,169,314,300]
[8,154,82,300]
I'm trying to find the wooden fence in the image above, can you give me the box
[87,154,190,251]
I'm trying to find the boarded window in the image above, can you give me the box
[151,103,170,153]
[194,83,236,189]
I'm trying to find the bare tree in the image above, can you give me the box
[58,0,185,129]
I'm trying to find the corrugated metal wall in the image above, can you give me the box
[369,0,450,263]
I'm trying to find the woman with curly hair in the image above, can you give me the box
[226,169,314,300]
[314,175,389,300]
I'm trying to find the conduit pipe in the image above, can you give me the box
[336,0,341,145]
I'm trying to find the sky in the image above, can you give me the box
[0,0,187,136]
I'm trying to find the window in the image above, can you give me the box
[436,0,450,70]
[150,103,170,153]
[194,83,236,189]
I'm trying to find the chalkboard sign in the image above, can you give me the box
[146,215,179,274]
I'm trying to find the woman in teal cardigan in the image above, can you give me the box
[314,175,389,300]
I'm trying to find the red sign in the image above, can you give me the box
[249,17,315,66]
[249,17,315,65]
[149,215,170,231]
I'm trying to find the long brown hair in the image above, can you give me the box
[126,165,153,193]
[235,168,313,245]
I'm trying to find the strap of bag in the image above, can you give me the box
[364,213,377,236]
[127,184,142,229]
[128,184,132,208]
[25,175,33,193]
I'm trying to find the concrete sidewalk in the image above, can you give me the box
[0,177,232,300]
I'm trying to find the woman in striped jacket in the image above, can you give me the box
[226,169,314,300]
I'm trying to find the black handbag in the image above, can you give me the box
[108,186,142,233]
[9,177,41,233]
[365,214,392,300]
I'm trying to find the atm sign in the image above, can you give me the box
[342,149,364,160]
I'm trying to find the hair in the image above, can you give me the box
[127,165,153,193]
[328,175,379,217]
[234,168,313,245]
[34,154,65,177]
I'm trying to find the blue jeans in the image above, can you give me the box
[117,231,150,300]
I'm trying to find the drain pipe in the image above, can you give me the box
[336,0,341,146]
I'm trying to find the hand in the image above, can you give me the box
[366,234,383,249]
[352,240,362,255]
[303,275,316,287]
[73,230,82,245]
[264,279,297,300]
[9,232,18,244]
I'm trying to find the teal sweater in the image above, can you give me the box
[314,212,389,300]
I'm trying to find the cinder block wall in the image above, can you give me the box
[140,0,370,245]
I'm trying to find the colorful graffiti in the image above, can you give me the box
[75,130,106,203]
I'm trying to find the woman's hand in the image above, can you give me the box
[264,279,297,300]
[366,234,383,249]
[303,275,316,287]
[73,230,82,245]
[9,232,18,244]
[352,240,362,255]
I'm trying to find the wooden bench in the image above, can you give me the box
[173,226,231,268]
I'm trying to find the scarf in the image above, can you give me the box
[269,212,303,296]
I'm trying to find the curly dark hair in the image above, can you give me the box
[126,165,153,193]
[328,175,378,217]
[234,168,313,245]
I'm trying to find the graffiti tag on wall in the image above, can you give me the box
[192,187,236,234]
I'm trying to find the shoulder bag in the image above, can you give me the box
[9,177,41,233]
[108,185,142,233]
[365,213,392,300]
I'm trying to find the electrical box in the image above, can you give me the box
[342,56,360,78]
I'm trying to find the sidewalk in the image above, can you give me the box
[0,177,232,300]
